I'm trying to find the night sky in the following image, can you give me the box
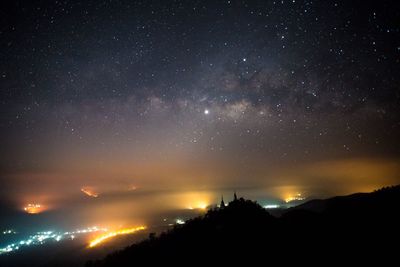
[1,0,400,210]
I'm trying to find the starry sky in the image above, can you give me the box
[1,0,400,209]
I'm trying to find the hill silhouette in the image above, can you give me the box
[87,186,400,266]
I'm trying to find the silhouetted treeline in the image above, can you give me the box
[87,185,400,266]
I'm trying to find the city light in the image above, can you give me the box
[187,202,209,210]
[285,193,305,203]
[179,191,212,211]
[175,219,185,225]
[23,204,44,214]
[2,229,17,235]
[129,185,138,191]
[198,202,208,209]
[264,204,280,209]
[0,226,107,255]
[88,226,146,248]
[81,187,99,198]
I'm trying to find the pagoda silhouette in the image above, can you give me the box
[220,191,238,208]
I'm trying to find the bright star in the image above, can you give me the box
[204,109,209,115]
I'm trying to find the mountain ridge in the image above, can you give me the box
[87,185,400,266]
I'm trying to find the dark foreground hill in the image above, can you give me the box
[87,186,400,266]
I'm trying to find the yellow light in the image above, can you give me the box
[284,193,305,203]
[187,202,208,210]
[178,191,212,211]
[23,204,44,214]
[129,185,138,191]
[81,187,99,198]
[198,202,207,210]
[88,226,146,248]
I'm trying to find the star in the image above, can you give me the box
[1,0,399,230]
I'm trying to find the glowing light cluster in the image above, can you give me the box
[175,219,185,225]
[23,203,44,214]
[129,185,138,191]
[81,187,99,198]
[264,204,280,209]
[285,193,305,203]
[88,226,146,248]
[0,226,107,255]
[2,229,17,235]
[187,202,208,210]
[179,191,212,211]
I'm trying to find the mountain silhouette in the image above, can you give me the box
[87,186,400,266]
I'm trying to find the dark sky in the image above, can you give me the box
[1,0,400,208]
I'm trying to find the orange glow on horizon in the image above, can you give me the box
[128,185,138,191]
[88,226,146,248]
[284,193,305,203]
[81,187,99,198]
[187,201,208,210]
[269,185,307,203]
[178,191,212,211]
[23,203,45,214]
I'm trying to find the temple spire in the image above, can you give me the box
[220,195,225,208]
[234,191,237,201]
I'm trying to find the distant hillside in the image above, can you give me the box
[87,186,400,266]
[285,185,400,217]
